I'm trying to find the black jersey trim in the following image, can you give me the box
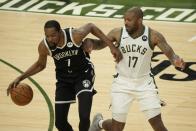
[148,28,155,50]
[116,27,123,48]
[149,71,158,89]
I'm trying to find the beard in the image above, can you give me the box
[126,27,136,35]
[125,24,139,35]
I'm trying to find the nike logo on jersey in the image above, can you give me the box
[85,69,89,73]
[68,70,72,73]
[122,36,129,39]
[148,80,152,85]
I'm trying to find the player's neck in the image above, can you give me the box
[56,30,65,47]
[130,25,145,39]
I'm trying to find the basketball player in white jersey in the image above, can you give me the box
[83,7,185,131]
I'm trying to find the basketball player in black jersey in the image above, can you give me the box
[7,20,122,131]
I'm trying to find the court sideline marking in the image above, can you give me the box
[0,58,54,131]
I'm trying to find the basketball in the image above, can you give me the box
[10,83,33,106]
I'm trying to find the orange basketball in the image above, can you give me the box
[10,83,33,106]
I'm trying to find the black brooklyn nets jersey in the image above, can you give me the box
[44,28,92,81]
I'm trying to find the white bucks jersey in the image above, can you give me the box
[116,26,153,79]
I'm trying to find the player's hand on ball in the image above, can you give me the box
[10,83,33,106]
[7,78,20,96]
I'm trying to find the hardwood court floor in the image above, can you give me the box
[0,10,196,131]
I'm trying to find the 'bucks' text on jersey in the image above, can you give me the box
[116,26,153,79]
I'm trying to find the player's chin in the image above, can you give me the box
[125,27,131,32]
[49,42,56,45]
[126,28,134,34]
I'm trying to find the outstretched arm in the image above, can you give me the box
[82,27,122,54]
[151,30,185,69]
[72,23,122,62]
[7,41,48,95]
[82,38,107,53]
[72,23,111,46]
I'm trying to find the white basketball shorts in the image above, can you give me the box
[111,75,161,122]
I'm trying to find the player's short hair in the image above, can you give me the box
[127,7,143,19]
[44,20,61,32]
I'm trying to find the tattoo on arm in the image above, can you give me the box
[85,38,107,50]
[92,39,107,50]
[155,31,177,64]
[73,23,110,46]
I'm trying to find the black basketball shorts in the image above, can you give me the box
[55,68,96,104]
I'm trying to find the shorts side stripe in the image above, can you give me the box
[55,100,76,104]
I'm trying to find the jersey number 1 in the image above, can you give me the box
[128,56,138,68]
[66,59,71,67]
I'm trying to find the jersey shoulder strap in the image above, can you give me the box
[64,28,72,42]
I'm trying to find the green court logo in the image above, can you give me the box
[0,0,195,23]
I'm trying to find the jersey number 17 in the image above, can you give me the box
[128,56,138,68]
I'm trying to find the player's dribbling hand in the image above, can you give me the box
[7,78,20,96]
